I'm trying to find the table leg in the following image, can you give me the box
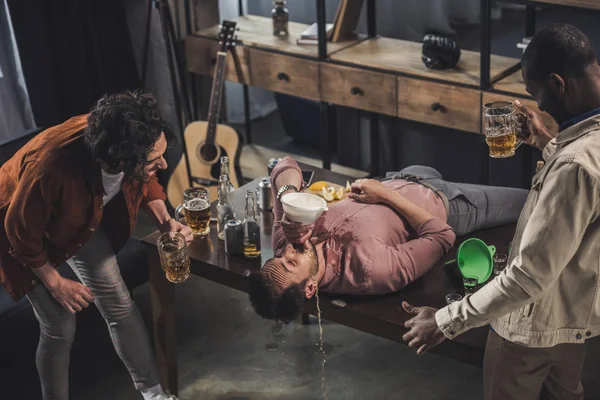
[148,250,178,396]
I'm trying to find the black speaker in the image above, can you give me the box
[421,34,461,70]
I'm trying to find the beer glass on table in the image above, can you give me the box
[483,101,525,158]
[175,187,211,238]
[157,232,190,283]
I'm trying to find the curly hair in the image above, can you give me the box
[248,266,308,324]
[84,91,176,177]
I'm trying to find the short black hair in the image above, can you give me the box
[522,24,598,83]
[84,91,176,177]
[248,270,307,323]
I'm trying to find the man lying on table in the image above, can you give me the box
[249,156,528,323]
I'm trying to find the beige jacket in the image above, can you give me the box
[436,114,600,348]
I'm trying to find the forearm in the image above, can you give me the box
[142,199,172,228]
[31,262,62,290]
[274,168,303,195]
[382,190,438,231]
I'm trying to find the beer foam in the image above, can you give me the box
[283,193,324,209]
[185,198,210,211]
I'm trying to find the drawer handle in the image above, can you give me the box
[277,72,290,82]
[431,102,445,112]
[350,87,364,96]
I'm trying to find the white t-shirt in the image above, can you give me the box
[101,169,125,205]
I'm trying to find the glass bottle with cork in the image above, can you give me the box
[272,0,289,36]
[217,176,235,241]
[243,190,261,258]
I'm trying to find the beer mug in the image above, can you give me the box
[175,187,211,237]
[483,101,524,158]
[157,231,190,283]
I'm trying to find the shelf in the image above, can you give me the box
[195,15,362,59]
[536,0,600,11]
[492,70,532,98]
[330,37,521,87]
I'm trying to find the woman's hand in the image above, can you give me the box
[348,179,392,204]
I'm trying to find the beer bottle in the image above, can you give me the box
[243,190,261,258]
[219,156,235,193]
[217,176,235,241]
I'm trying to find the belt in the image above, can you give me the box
[381,174,450,218]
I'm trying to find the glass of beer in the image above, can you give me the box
[175,187,211,237]
[157,232,190,283]
[483,101,524,158]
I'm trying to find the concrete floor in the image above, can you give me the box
[84,277,484,400]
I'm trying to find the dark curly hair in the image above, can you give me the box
[84,91,176,177]
[249,266,308,323]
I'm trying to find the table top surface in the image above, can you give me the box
[144,163,516,362]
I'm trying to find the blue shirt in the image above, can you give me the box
[560,107,600,131]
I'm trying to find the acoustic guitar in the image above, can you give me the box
[167,20,241,207]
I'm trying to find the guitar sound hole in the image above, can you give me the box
[199,143,219,163]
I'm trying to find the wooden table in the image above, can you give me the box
[143,164,516,395]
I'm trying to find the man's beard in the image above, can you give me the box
[293,241,319,277]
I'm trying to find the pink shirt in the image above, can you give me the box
[271,157,456,295]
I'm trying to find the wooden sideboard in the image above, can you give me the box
[186,15,557,138]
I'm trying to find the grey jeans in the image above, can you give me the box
[26,225,160,400]
[387,166,529,236]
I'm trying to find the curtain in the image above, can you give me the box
[7,0,140,128]
[0,0,35,141]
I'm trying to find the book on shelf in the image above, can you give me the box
[296,23,333,45]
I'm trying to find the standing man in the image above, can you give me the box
[0,92,192,400]
[402,24,600,400]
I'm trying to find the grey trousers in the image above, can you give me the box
[26,225,160,400]
[388,166,529,236]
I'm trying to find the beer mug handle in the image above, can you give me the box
[175,204,186,225]
[513,112,525,150]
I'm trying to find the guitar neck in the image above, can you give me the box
[205,51,228,146]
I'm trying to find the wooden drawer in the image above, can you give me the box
[482,93,559,136]
[320,63,396,116]
[185,36,250,84]
[397,78,481,133]
[249,49,320,101]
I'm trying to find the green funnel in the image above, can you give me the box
[456,238,496,285]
